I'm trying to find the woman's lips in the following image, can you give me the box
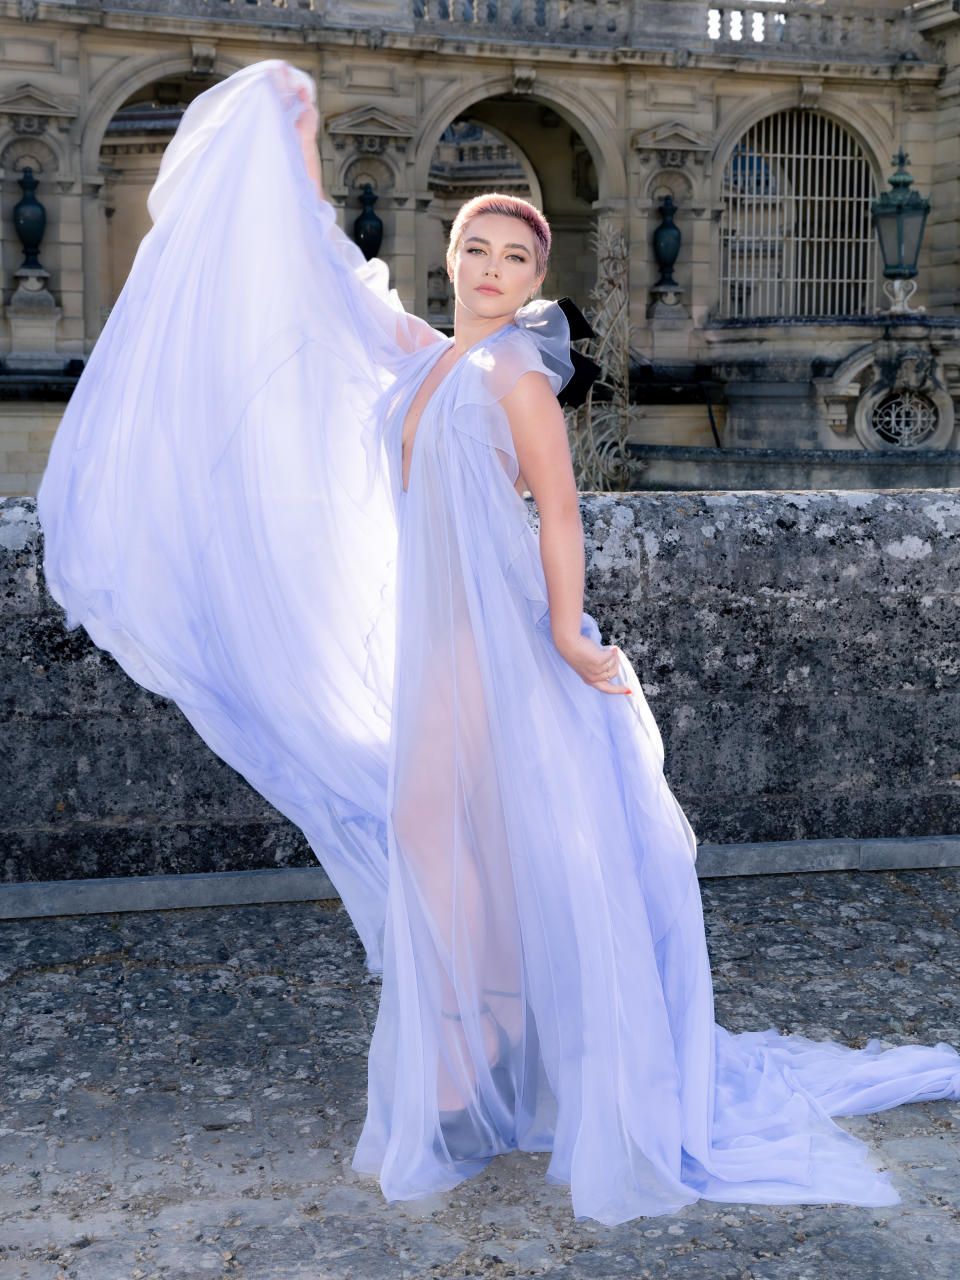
[476,286,502,295]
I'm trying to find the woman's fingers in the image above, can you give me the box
[556,635,630,694]
[591,678,631,695]
[590,647,631,694]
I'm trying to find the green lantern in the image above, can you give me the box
[871,148,930,313]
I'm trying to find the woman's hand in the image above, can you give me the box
[292,86,318,143]
[271,63,323,199]
[554,634,631,696]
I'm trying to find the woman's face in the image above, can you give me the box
[449,213,545,321]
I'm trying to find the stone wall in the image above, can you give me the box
[4,490,960,884]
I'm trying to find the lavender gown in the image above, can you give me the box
[37,62,960,1225]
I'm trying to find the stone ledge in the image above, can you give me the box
[0,865,337,920]
[4,836,959,919]
[696,834,960,877]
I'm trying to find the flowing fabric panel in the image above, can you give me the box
[352,324,960,1224]
[37,62,442,966]
[36,57,960,1225]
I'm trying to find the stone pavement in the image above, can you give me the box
[2,868,960,1280]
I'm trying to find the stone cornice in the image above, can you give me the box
[907,0,960,34]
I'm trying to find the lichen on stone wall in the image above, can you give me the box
[4,490,960,882]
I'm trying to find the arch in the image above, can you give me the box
[77,52,249,344]
[713,102,884,319]
[412,73,627,208]
[433,117,544,211]
[409,74,622,318]
[711,91,891,204]
[78,51,247,174]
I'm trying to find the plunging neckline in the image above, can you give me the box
[400,324,514,496]
[400,340,456,497]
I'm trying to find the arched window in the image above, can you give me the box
[718,110,879,319]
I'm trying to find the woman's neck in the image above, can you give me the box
[450,302,516,355]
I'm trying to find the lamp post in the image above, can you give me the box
[871,148,930,314]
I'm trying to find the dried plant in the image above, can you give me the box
[565,220,643,491]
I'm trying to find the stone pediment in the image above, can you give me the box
[0,82,74,118]
[630,122,712,155]
[326,105,415,140]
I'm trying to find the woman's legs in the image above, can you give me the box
[391,614,524,1115]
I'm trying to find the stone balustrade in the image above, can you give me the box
[28,0,926,62]
[705,3,921,59]
[417,0,924,57]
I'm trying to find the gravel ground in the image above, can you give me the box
[2,867,960,1279]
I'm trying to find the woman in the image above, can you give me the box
[38,61,960,1225]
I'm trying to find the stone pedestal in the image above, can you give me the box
[647,284,689,330]
[5,266,62,373]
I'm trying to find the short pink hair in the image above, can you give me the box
[446,192,551,276]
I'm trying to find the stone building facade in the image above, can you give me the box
[3,0,960,494]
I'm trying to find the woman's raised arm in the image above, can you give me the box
[283,71,441,357]
[292,87,324,198]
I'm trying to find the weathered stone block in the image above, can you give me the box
[4,491,960,880]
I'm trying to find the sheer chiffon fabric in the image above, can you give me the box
[38,61,960,1225]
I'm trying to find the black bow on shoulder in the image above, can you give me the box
[555,296,603,410]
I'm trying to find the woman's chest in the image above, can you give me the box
[399,348,461,493]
